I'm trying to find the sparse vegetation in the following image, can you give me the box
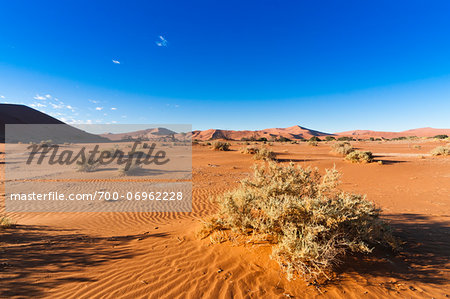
[345,150,374,163]
[76,159,100,172]
[433,134,448,140]
[0,216,15,229]
[308,140,318,146]
[119,162,143,175]
[211,141,231,151]
[309,136,321,142]
[253,148,276,161]
[331,141,354,156]
[430,145,450,156]
[240,146,259,155]
[325,136,336,141]
[200,162,397,282]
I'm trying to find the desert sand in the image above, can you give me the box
[1,140,449,298]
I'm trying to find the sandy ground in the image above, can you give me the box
[1,141,449,298]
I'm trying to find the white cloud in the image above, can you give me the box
[112,59,120,64]
[89,99,99,104]
[95,107,103,111]
[111,107,117,110]
[156,35,168,47]
[51,103,65,109]
[45,94,52,99]
[34,94,46,100]
[30,103,47,108]
[0,95,5,99]
[66,105,73,109]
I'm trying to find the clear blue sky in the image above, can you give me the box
[1,0,450,132]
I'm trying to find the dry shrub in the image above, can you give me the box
[331,142,354,156]
[345,150,374,163]
[211,141,231,151]
[430,146,450,156]
[240,146,259,155]
[119,162,143,176]
[76,160,100,172]
[253,148,276,161]
[308,141,318,146]
[201,162,397,282]
[0,216,15,229]
[240,146,276,161]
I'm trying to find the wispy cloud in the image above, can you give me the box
[111,107,117,110]
[156,35,168,47]
[45,94,52,99]
[89,99,99,104]
[34,94,46,100]
[30,103,46,108]
[0,95,5,99]
[112,59,120,64]
[95,107,103,111]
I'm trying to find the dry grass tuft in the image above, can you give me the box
[211,141,231,151]
[119,162,143,176]
[430,145,450,156]
[331,141,354,156]
[201,162,397,282]
[345,150,374,163]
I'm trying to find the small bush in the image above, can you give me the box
[201,163,397,282]
[433,134,448,140]
[308,140,318,146]
[240,146,259,155]
[413,145,422,150]
[331,141,354,156]
[345,150,374,163]
[309,136,321,142]
[253,148,276,161]
[325,136,336,141]
[119,162,143,176]
[211,141,231,151]
[0,216,15,229]
[430,146,450,156]
[76,160,100,172]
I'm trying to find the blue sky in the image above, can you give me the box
[1,0,450,132]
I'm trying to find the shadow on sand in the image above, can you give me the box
[0,225,168,297]
[333,213,450,288]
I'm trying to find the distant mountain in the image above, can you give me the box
[192,125,332,141]
[335,127,450,139]
[0,104,109,143]
[101,128,190,141]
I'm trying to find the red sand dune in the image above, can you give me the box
[336,127,450,139]
[192,125,331,141]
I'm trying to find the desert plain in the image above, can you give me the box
[1,138,449,298]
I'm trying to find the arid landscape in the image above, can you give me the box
[2,2,450,297]
[1,118,449,297]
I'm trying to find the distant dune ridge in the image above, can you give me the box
[335,127,450,139]
[100,128,189,141]
[192,125,331,141]
[0,104,449,142]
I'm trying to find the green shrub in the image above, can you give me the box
[331,141,354,156]
[337,136,354,141]
[309,136,321,142]
[430,146,450,156]
[201,163,397,282]
[211,141,231,151]
[253,148,276,161]
[345,150,374,163]
[325,136,336,141]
